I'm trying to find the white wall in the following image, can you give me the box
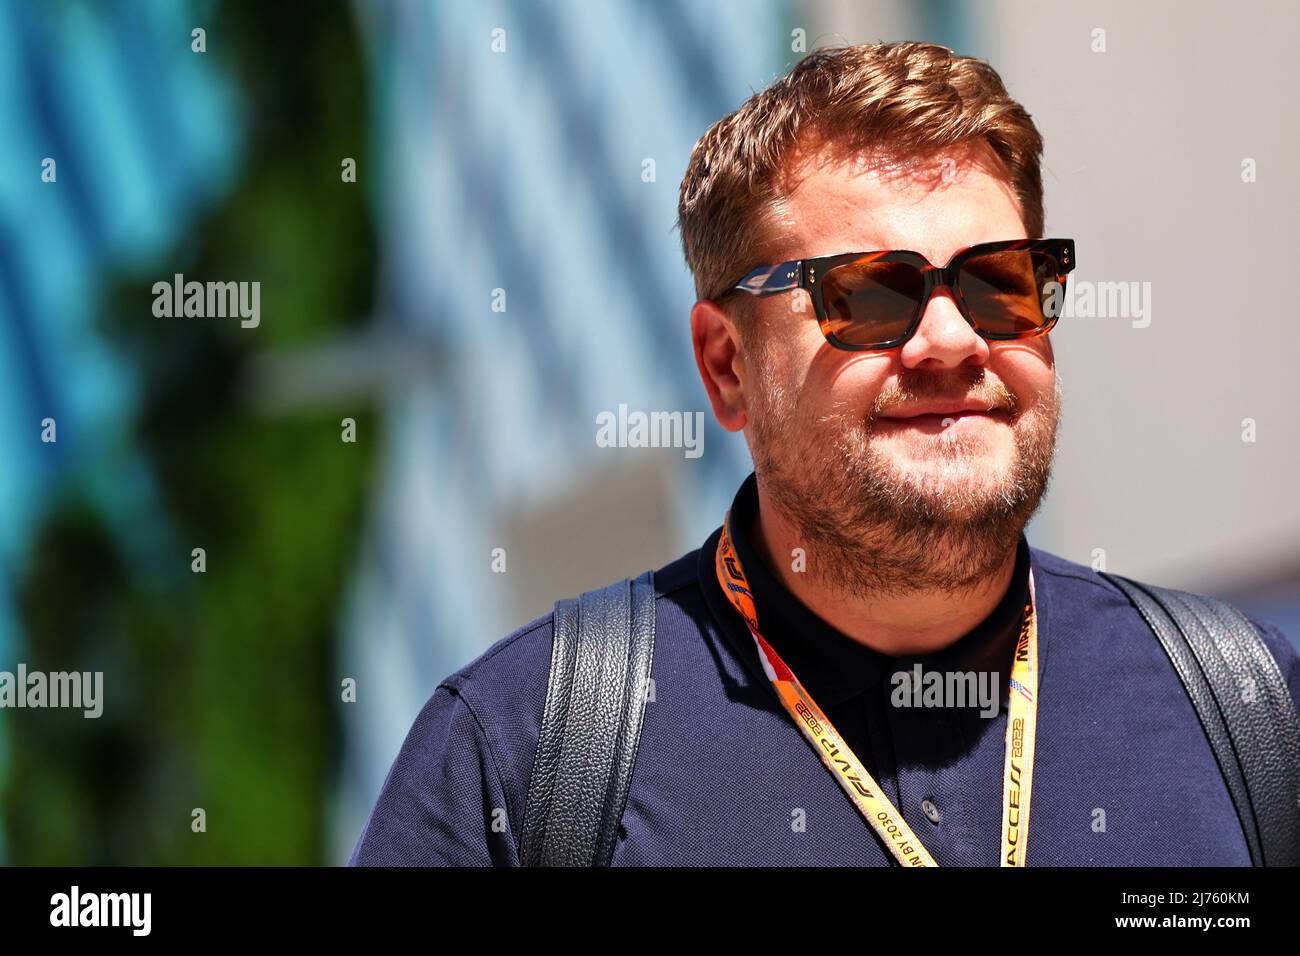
[805,0,1300,592]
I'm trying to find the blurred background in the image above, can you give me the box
[0,0,1295,865]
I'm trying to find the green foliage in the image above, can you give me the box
[4,1,378,864]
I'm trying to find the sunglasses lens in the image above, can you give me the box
[958,250,1063,336]
[821,258,925,347]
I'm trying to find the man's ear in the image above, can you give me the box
[691,298,748,432]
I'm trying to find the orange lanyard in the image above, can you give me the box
[715,511,1039,866]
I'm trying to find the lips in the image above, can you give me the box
[881,399,1000,419]
[903,411,988,423]
[876,407,1007,434]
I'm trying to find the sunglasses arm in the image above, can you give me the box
[732,259,802,297]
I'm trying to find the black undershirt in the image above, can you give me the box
[722,471,1031,798]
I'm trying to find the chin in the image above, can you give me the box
[885,442,1013,474]
[885,453,1016,500]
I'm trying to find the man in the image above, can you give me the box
[350,41,1299,866]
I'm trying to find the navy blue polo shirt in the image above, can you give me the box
[349,472,1300,866]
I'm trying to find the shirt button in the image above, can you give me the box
[921,799,941,824]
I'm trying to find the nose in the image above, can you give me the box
[897,286,989,369]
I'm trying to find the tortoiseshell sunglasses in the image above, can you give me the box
[724,238,1075,351]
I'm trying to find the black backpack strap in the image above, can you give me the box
[1101,571,1300,866]
[518,570,656,866]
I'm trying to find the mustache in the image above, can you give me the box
[871,375,1019,420]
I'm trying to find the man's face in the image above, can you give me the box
[738,143,1060,597]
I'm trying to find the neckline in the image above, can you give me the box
[704,471,1033,709]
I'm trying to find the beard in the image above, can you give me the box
[746,337,1061,601]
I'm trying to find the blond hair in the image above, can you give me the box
[676,41,1045,308]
